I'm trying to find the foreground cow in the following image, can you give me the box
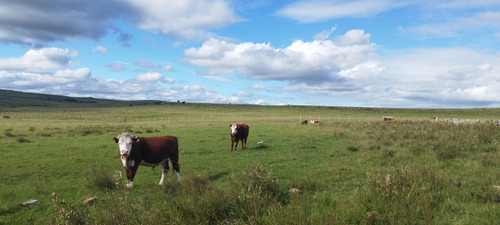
[230,123,249,152]
[113,133,180,188]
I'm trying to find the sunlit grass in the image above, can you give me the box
[0,105,499,224]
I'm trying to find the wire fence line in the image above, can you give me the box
[2,112,386,124]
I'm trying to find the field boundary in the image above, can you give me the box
[2,112,500,125]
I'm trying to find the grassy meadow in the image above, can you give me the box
[0,103,499,224]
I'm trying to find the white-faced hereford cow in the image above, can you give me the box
[229,123,249,152]
[113,133,181,188]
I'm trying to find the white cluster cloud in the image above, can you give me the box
[377,48,500,107]
[92,46,108,54]
[0,48,88,89]
[0,48,189,101]
[119,0,240,41]
[183,30,376,83]
[182,29,500,107]
[0,48,77,73]
[135,72,164,83]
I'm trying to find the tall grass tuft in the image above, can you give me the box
[237,163,290,205]
[357,165,449,224]
[86,164,115,190]
[4,129,15,137]
[16,136,30,143]
[71,164,294,224]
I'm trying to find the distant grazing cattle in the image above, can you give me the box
[2,115,10,119]
[430,117,439,122]
[310,120,322,124]
[383,116,394,121]
[300,120,308,125]
[113,133,180,188]
[230,123,249,152]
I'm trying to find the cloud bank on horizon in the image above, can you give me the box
[0,0,499,108]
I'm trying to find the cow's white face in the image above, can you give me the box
[114,133,137,168]
[230,124,238,136]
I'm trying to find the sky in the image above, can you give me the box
[0,0,500,108]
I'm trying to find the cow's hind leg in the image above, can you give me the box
[158,160,169,185]
[171,157,181,182]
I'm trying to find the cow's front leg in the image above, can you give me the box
[125,166,138,188]
[234,138,239,152]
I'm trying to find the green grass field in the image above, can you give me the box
[1,104,499,224]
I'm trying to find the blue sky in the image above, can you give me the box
[1,0,500,108]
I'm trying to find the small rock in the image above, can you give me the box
[21,200,40,207]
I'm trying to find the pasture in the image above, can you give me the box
[0,104,499,224]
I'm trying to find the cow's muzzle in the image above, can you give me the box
[120,150,129,159]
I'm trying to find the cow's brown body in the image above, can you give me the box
[230,123,249,152]
[113,133,180,187]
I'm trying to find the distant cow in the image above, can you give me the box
[230,123,249,152]
[2,115,10,119]
[310,120,322,124]
[300,120,308,125]
[383,116,394,121]
[113,133,180,188]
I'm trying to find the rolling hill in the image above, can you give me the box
[0,89,166,109]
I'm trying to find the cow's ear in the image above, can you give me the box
[229,124,232,127]
[133,136,140,142]
[113,137,119,143]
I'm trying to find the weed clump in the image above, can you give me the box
[358,165,448,224]
[16,137,30,143]
[86,164,115,190]
[5,129,15,137]
[51,193,88,225]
